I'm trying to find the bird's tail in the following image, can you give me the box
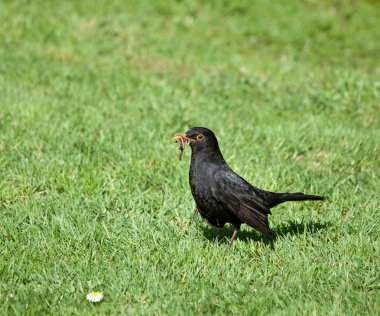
[271,192,324,207]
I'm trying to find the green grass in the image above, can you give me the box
[1,0,379,314]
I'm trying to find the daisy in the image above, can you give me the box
[86,291,104,303]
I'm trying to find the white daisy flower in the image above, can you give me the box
[86,291,104,303]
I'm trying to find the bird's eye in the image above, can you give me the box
[196,134,204,141]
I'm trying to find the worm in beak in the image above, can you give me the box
[172,133,193,161]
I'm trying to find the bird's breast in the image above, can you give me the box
[189,159,220,210]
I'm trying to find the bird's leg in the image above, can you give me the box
[214,228,222,245]
[225,226,240,253]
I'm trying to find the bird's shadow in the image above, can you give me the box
[199,219,330,246]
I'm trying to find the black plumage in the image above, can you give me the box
[173,127,324,252]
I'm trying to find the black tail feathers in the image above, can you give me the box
[271,192,324,207]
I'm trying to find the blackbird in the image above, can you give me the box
[173,127,324,252]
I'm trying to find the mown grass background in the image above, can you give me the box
[0,0,379,315]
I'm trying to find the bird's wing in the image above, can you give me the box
[212,170,273,236]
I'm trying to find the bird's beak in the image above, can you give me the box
[172,133,194,161]
[172,133,193,143]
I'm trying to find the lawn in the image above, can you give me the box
[0,0,379,315]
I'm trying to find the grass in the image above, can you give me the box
[0,0,379,314]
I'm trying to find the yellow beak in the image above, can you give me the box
[172,133,193,142]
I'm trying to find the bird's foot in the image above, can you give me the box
[213,228,222,246]
[213,234,220,245]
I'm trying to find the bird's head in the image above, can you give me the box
[173,127,219,160]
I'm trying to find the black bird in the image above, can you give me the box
[173,127,324,252]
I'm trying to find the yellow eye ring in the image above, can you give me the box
[196,134,204,141]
